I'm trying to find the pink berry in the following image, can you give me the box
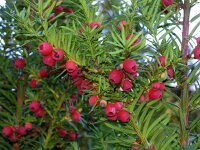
[114,101,123,111]
[123,59,137,74]
[90,22,101,29]
[52,48,64,61]
[68,68,79,77]
[35,108,45,117]
[194,47,200,59]
[57,128,67,138]
[167,66,174,78]
[158,56,166,67]
[14,58,25,69]
[68,106,76,114]
[17,126,26,136]
[139,95,145,103]
[54,5,63,15]
[69,132,77,140]
[148,89,162,100]
[108,115,117,121]
[71,111,81,122]
[121,79,133,92]
[43,54,56,66]
[105,103,117,117]
[29,79,38,88]
[89,95,99,106]
[65,60,78,73]
[25,122,32,130]
[64,7,74,14]
[38,42,53,56]
[39,69,48,78]
[117,20,127,30]
[29,101,40,112]
[196,36,200,46]
[2,126,13,137]
[117,109,130,123]
[151,82,165,91]
[109,69,123,84]
[72,76,83,86]
[161,0,173,7]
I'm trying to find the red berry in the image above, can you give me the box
[109,69,123,84]
[57,128,67,138]
[72,76,83,86]
[114,101,123,111]
[117,20,127,30]
[65,60,78,73]
[38,42,53,56]
[167,66,174,78]
[105,103,117,117]
[68,106,76,114]
[68,68,79,77]
[29,101,40,112]
[90,22,101,29]
[126,35,139,46]
[194,47,200,59]
[35,108,45,117]
[14,58,25,69]
[196,36,200,46]
[2,126,13,137]
[139,95,145,103]
[121,79,133,92]
[54,5,63,15]
[148,89,162,100]
[70,95,77,103]
[69,132,77,140]
[89,95,99,106]
[52,48,64,61]
[108,115,117,121]
[161,0,173,7]
[39,69,48,78]
[25,122,32,130]
[64,7,74,14]
[123,59,137,74]
[43,55,56,66]
[17,126,26,136]
[71,111,81,122]
[158,56,166,67]
[29,79,38,88]
[151,82,165,91]
[117,109,130,122]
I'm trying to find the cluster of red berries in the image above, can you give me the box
[109,59,137,92]
[56,128,77,140]
[38,42,64,67]
[194,36,200,60]
[105,102,130,122]
[149,82,165,100]
[65,60,95,95]
[29,100,45,117]
[29,69,49,88]
[2,122,32,142]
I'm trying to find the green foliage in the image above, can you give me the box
[0,0,199,149]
